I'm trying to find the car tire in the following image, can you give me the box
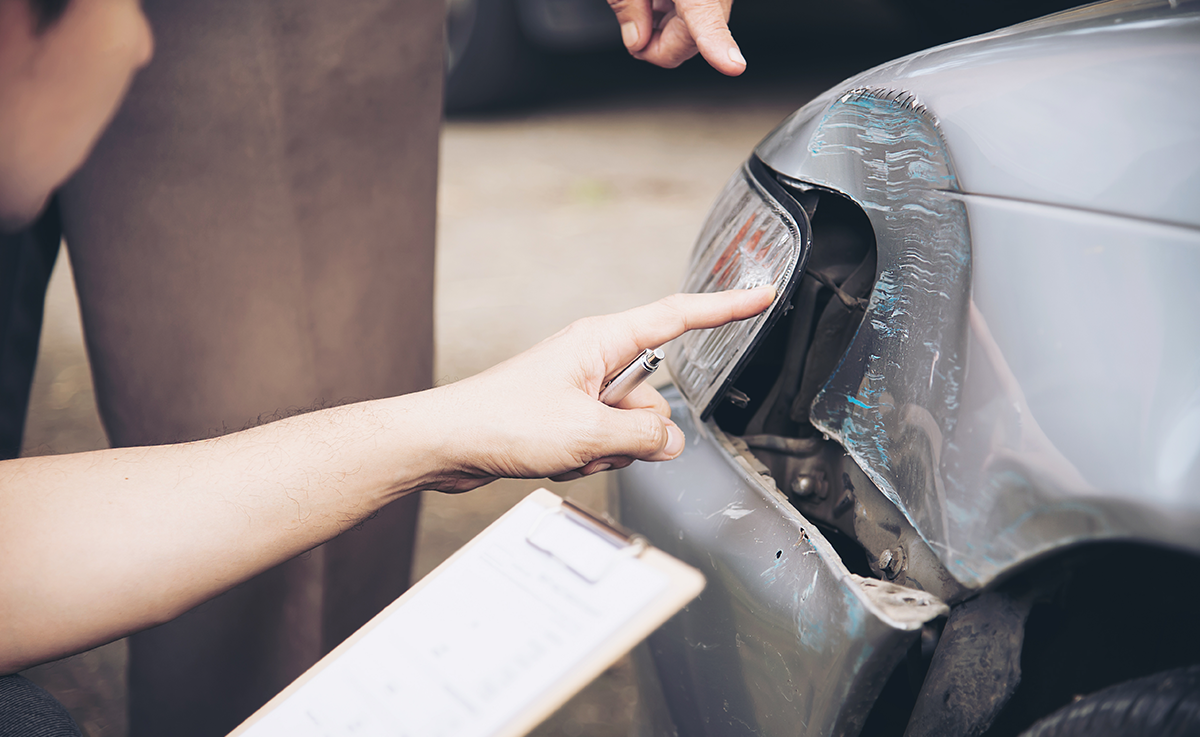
[1018,665,1200,737]
[444,0,540,113]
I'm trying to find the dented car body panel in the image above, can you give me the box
[618,388,946,736]
[617,1,1200,733]
[754,0,1200,588]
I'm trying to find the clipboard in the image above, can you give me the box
[228,488,705,737]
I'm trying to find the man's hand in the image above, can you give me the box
[608,0,746,75]
[424,286,774,491]
[0,287,771,672]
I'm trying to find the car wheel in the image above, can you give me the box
[1018,665,1200,737]
[444,0,539,113]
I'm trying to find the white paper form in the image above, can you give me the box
[240,497,669,737]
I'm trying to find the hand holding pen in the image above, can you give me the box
[424,288,774,490]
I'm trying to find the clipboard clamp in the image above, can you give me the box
[525,498,648,583]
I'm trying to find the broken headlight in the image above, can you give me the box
[667,156,811,419]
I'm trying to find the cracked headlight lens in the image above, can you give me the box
[667,156,811,418]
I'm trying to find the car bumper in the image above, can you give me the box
[615,385,947,736]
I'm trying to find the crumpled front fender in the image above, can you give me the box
[617,387,946,737]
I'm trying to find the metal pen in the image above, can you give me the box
[599,348,665,406]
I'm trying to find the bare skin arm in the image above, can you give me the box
[0,287,773,673]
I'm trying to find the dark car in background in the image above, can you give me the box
[615,1,1200,735]
[443,0,1081,112]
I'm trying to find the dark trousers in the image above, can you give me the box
[1,0,443,734]
[0,676,82,737]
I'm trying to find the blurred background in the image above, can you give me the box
[16,0,1071,732]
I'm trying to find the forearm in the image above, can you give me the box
[0,288,775,674]
[0,392,447,673]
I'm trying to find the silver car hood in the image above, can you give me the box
[758,0,1200,229]
[750,0,1200,588]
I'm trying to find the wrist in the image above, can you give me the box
[373,385,493,495]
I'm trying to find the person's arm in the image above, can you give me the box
[0,287,773,674]
[608,0,745,75]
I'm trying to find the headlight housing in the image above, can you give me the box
[667,156,812,419]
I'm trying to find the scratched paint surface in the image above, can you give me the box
[761,84,1200,587]
[618,390,925,737]
[801,89,972,555]
[613,6,1200,733]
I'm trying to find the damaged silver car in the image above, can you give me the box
[616,1,1200,735]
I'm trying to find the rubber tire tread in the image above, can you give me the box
[1019,665,1200,737]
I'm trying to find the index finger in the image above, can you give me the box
[675,0,746,76]
[602,286,775,366]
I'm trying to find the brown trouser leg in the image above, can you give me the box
[57,1,442,734]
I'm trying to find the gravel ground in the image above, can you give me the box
[17,38,886,735]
